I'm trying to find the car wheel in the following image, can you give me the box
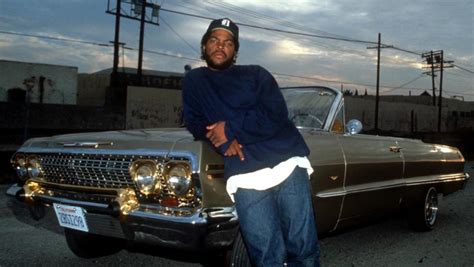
[64,229,125,258]
[28,203,45,220]
[229,231,252,267]
[408,186,438,231]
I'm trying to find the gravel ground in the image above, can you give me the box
[319,162,474,266]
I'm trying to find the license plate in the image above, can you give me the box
[53,203,89,232]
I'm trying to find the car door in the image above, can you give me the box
[303,131,346,234]
[336,134,404,228]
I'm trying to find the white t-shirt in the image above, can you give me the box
[226,156,314,202]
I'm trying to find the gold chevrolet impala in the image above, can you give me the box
[7,86,469,265]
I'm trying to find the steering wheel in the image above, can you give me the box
[291,113,323,128]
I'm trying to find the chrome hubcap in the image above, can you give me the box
[425,188,438,226]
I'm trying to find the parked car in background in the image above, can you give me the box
[7,86,469,266]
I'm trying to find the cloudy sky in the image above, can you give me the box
[0,0,473,100]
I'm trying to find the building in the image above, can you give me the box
[1,59,472,149]
[0,60,77,105]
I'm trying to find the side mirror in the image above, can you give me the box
[346,119,363,135]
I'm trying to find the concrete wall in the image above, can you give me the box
[121,88,472,132]
[346,96,474,132]
[0,60,77,105]
[126,86,182,129]
[77,73,109,106]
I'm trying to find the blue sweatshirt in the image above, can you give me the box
[182,65,309,178]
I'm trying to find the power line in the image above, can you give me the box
[160,7,378,45]
[445,69,473,79]
[160,16,200,56]
[384,74,426,93]
[0,30,110,47]
[160,5,430,58]
[0,29,430,91]
[200,0,352,41]
[0,30,201,62]
[452,63,474,74]
[0,30,400,92]
[165,2,471,78]
[141,48,201,62]
[390,46,422,56]
[1,29,470,98]
[272,72,432,92]
[168,1,374,59]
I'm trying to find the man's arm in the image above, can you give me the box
[183,75,241,159]
[206,122,244,160]
[182,75,209,141]
[225,66,289,145]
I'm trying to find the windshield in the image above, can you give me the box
[282,87,337,129]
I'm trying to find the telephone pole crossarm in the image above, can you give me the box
[106,0,161,26]
[421,50,455,132]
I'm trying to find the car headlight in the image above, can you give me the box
[27,155,42,178]
[165,162,192,196]
[12,154,28,180]
[129,160,161,195]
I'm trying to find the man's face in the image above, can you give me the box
[203,29,236,70]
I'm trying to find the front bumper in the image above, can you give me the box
[6,183,239,251]
[462,172,470,189]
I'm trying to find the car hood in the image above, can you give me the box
[18,128,202,155]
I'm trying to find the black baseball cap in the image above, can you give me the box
[206,18,239,40]
[201,18,240,51]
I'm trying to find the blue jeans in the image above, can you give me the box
[234,167,320,267]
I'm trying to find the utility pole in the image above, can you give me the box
[111,0,121,87]
[421,51,437,106]
[438,50,444,132]
[106,0,160,86]
[137,0,147,85]
[367,33,393,131]
[421,50,454,132]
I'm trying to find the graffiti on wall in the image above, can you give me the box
[126,86,183,129]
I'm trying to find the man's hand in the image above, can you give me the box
[224,139,245,161]
[206,121,227,147]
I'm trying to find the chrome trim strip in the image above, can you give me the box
[206,164,225,171]
[325,95,343,131]
[203,207,238,221]
[60,142,114,148]
[404,173,467,187]
[128,206,236,224]
[16,147,199,172]
[317,172,467,198]
[129,209,207,224]
[33,194,110,209]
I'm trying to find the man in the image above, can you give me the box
[182,18,320,267]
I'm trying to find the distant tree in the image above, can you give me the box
[343,89,353,96]
[355,89,359,96]
[364,88,368,96]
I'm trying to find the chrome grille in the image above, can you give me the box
[38,153,159,189]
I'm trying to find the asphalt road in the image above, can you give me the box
[1,163,473,267]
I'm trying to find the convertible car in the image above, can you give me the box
[7,86,469,265]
